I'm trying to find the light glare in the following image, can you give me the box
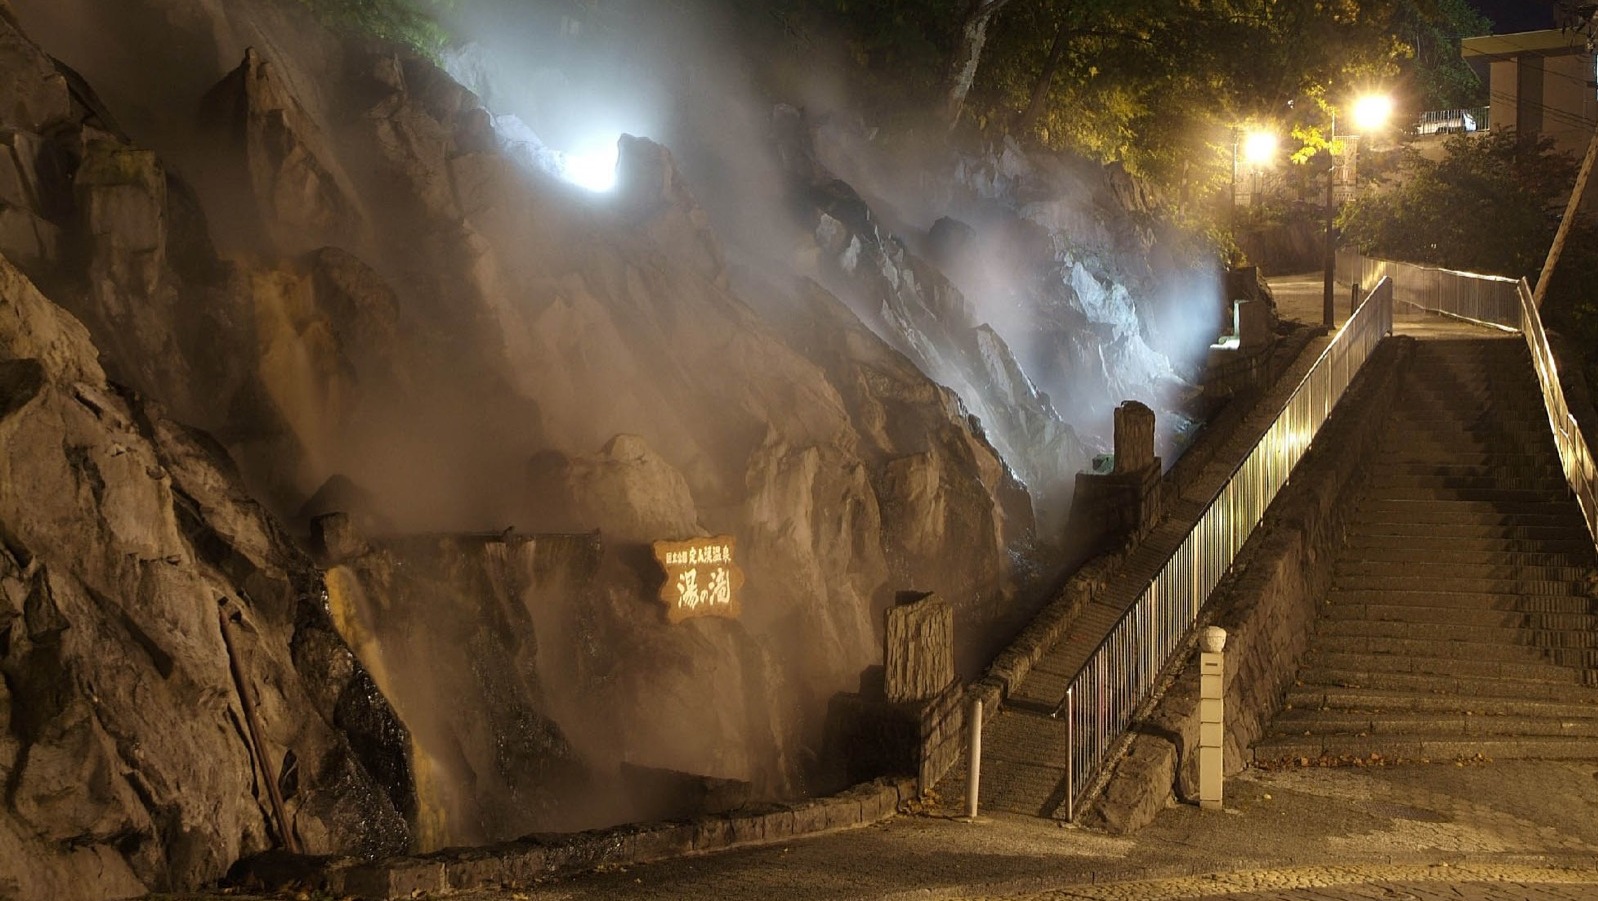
[1350,94,1394,133]
[1241,130,1277,166]
[560,142,619,192]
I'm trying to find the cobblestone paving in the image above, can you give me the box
[1032,864,1598,899]
[475,761,1598,901]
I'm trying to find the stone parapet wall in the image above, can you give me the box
[917,679,967,793]
[1089,337,1414,832]
[236,777,915,899]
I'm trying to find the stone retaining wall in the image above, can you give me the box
[1088,337,1415,832]
[268,777,915,899]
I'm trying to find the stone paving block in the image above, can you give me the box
[443,845,543,891]
[336,857,446,899]
[728,809,767,845]
[631,821,696,862]
[693,815,735,851]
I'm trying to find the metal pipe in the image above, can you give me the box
[219,605,300,855]
[1064,687,1075,822]
[966,697,982,819]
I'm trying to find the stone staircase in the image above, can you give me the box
[1256,336,1598,765]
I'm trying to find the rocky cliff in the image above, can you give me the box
[0,0,1219,893]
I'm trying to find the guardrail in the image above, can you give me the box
[1411,107,1488,135]
[1517,277,1598,546]
[1061,278,1395,819]
[1336,249,1520,330]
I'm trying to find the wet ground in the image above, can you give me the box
[438,760,1598,900]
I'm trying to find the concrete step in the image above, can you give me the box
[1268,710,1598,739]
[1344,521,1591,542]
[1253,734,1598,764]
[1296,665,1598,698]
[1332,573,1587,596]
[1371,451,1571,468]
[1284,685,1598,717]
[1311,633,1598,667]
[1305,648,1594,683]
[1320,601,1598,631]
[1315,617,1598,649]
[1355,499,1581,520]
[1334,559,1592,582]
[1368,474,1567,493]
[1378,460,1564,477]
[1381,425,1553,443]
[1336,544,1591,567]
[1364,486,1570,504]
[1377,435,1553,454]
[1326,588,1598,615]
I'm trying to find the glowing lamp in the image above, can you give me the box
[1241,129,1277,167]
[1349,94,1394,134]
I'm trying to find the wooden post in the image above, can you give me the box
[1532,124,1598,310]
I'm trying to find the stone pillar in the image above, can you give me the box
[1113,401,1156,474]
[1235,300,1272,351]
[1064,402,1164,555]
[885,593,954,703]
[1199,626,1227,811]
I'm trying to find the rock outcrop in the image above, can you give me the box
[0,0,1221,890]
[0,247,409,899]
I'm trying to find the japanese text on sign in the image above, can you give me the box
[651,536,744,624]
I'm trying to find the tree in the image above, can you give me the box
[1391,0,1490,110]
[1340,130,1581,279]
[941,0,1023,127]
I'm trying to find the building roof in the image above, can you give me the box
[1461,29,1589,60]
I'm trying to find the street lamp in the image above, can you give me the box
[1321,92,1393,327]
[1231,127,1278,221]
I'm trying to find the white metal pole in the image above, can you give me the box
[966,697,982,818]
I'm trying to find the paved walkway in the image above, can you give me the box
[442,760,1598,900]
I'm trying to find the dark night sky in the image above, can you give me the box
[1469,0,1557,33]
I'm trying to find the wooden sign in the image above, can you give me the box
[651,535,744,624]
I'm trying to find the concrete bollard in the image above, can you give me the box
[1200,626,1227,811]
[965,697,982,818]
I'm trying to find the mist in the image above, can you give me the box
[3,0,1228,854]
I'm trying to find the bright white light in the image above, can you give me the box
[1350,94,1394,133]
[1241,130,1278,166]
[559,142,619,192]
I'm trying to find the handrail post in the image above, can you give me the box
[965,697,982,819]
[1064,686,1075,822]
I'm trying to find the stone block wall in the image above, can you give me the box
[1088,337,1414,832]
[886,593,955,703]
[916,680,965,794]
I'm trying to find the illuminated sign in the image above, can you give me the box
[651,536,744,623]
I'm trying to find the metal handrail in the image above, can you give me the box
[1518,278,1598,545]
[1339,251,1598,543]
[1062,278,1395,819]
[1336,249,1520,331]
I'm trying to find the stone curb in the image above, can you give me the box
[303,776,915,899]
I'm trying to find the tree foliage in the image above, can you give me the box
[1340,129,1598,347]
[1341,130,1578,279]
[297,0,453,56]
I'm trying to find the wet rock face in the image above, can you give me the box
[0,253,408,899]
[0,0,1215,884]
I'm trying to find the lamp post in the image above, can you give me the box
[1321,93,1393,327]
